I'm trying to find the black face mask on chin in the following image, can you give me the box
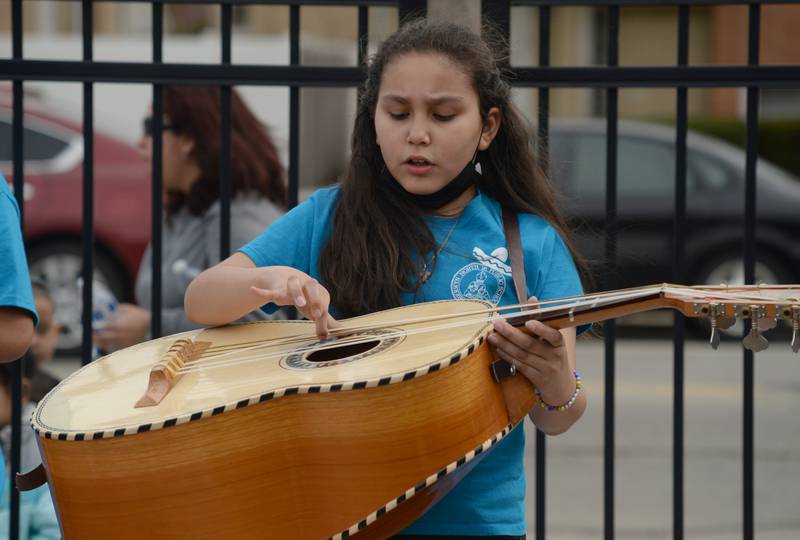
[381,136,484,211]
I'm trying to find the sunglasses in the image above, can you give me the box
[142,117,176,137]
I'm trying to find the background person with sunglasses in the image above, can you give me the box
[93,86,287,352]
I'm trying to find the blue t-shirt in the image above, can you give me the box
[240,186,584,535]
[0,178,37,328]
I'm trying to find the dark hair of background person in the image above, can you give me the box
[319,19,591,318]
[162,85,288,217]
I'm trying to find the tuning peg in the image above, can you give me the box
[709,316,721,350]
[742,307,769,353]
[717,317,735,330]
[758,318,778,332]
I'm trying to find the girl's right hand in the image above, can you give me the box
[249,270,338,339]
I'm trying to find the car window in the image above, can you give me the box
[551,133,697,198]
[687,150,732,192]
[0,119,70,163]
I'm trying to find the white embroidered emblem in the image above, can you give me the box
[451,245,510,303]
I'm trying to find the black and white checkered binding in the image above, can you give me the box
[33,322,493,441]
[327,423,515,540]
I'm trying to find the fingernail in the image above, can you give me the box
[295,296,306,307]
[313,308,322,318]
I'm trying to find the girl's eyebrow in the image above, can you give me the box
[381,95,465,106]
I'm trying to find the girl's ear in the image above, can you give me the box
[478,107,501,151]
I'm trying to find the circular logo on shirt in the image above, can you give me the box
[451,262,506,304]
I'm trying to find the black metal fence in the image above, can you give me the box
[3,1,800,539]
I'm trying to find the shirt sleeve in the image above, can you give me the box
[238,195,317,274]
[527,222,589,335]
[0,189,38,327]
[237,193,323,313]
[535,226,584,301]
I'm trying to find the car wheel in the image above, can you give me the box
[693,251,794,339]
[27,241,130,356]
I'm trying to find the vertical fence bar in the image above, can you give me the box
[358,5,369,66]
[357,5,369,106]
[10,4,22,210]
[399,0,427,21]
[289,4,300,209]
[482,0,510,40]
[9,1,24,537]
[150,2,164,340]
[743,4,760,540]
[80,0,94,369]
[673,6,689,540]
[220,3,232,260]
[604,6,619,540]
[536,5,552,540]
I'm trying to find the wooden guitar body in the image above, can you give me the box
[30,284,800,538]
[32,300,536,539]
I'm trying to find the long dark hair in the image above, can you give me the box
[163,85,287,216]
[319,19,587,317]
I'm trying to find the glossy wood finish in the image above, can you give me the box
[38,341,531,539]
[34,286,799,538]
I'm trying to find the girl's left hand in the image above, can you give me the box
[487,296,576,406]
[93,304,151,353]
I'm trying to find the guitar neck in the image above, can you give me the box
[506,290,670,330]
[505,284,800,330]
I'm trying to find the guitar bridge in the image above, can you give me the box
[134,338,210,408]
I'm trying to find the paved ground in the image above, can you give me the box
[527,336,800,539]
[49,330,800,539]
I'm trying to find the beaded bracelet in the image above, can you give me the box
[534,371,582,412]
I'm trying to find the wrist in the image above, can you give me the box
[538,369,575,404]
[256,266,295,290]
[535,371,582,412]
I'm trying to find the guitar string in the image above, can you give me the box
[192,284,797,363]
[195,286,667,358]
[179,287,666,372]
[177,285,797,374]
[174,285,794,375]
[198,283,799,355]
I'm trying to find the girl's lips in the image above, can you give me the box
[403,161,434,175]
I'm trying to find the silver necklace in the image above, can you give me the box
[420,213,461,284]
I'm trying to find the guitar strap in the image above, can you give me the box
[502,207,527,305]
[491,208,527,383]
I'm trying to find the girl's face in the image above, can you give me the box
[375,52,500,209]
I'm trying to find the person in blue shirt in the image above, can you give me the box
[0,177,37,363]
[186,19,588,538]
[0,175,40,496]
[0,360,59,540]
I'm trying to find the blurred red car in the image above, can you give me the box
[0,92,151,354]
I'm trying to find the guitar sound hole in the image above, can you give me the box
[306,339,381,363]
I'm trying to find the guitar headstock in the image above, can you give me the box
[506,284,799,353]
[665,284,800,352]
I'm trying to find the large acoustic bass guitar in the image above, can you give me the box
[20,284,800,539]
